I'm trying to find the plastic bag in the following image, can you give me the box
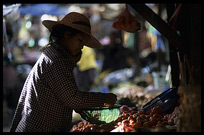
[112,4,141,33]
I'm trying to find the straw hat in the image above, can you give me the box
[42,12,103,49]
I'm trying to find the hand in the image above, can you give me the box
[104,93,117,107]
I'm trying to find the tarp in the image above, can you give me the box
[3,4,21,16]
[19,4,68,16]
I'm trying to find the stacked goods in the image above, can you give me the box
[72,106,179,132]
[72,121,116,132]
[115,86,160,108]
[72,88,179,132]
[112,106,179,132]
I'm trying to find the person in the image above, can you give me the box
[10,12,117,132]
[3,55,17,110]
[100,31,131,73]
[3,54,18,128]
[73,46,98,91]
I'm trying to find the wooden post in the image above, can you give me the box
[165,4,180,87]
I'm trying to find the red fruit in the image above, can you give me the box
[149,117,158,125]
[124,125,136,132]
[120,105,130,113]
[151,106,163,115]
[142,118,148,123]
[156,117,162,122]
[82,126,91,132]
[84,121,88,125]
[151,125,156,129]
[77,122,84,128]
[137,110,145,115]
[163,115,169,120]
[136,116,142,121]
[128,115,134,121]
[145,115,150,119]
[150,112,154,116]
[152,113,161,118]
[130,110,137,115]
[72,126,79,132]
[122,112,130,119]
[133,121,143,128]
[129,120,135,127]
[143,121,152,128]
[122,119,129,126]
[132,114,138,119]
[140,114,146,120]
[136,119,143,124]
[86,124,94,127]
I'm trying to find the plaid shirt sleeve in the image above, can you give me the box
[45,57,106,109]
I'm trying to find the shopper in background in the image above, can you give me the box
[100,31,131,73]
[73,46,98,91]
[10,12,117,132]
[3,54,18,111]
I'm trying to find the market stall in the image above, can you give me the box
[71,3,201,132]
[3,3,201,132]
[71,88,179,132]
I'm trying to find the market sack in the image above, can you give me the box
[112,4,141,33]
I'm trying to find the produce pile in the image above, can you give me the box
[112,106,179,132]
[72,121,115,132]
[114,86,161,108]
[72,106,179,132]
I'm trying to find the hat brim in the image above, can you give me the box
[42,20,58,31]
[42,20,103,49]
[86,35,104,49]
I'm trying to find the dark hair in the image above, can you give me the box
[49,24,80,43]
[40,24,80,52]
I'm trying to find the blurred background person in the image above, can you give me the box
[73,46,98,91]
[3,54,18,126]
[100,31,131,73]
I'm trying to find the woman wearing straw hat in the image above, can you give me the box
[10,12,117,132]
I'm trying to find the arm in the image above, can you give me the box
[45,57,107,109]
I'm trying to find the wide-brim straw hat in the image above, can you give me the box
[42,12,103,49]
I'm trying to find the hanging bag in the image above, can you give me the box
[112,4,141,33]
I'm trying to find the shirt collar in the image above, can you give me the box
[51,42,68,56]
[50,42,75,68]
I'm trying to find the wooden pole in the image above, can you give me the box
[165,4,180,87]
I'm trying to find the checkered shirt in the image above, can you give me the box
[10,43,106,132]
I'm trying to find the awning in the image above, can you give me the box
[19,4,68,16]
